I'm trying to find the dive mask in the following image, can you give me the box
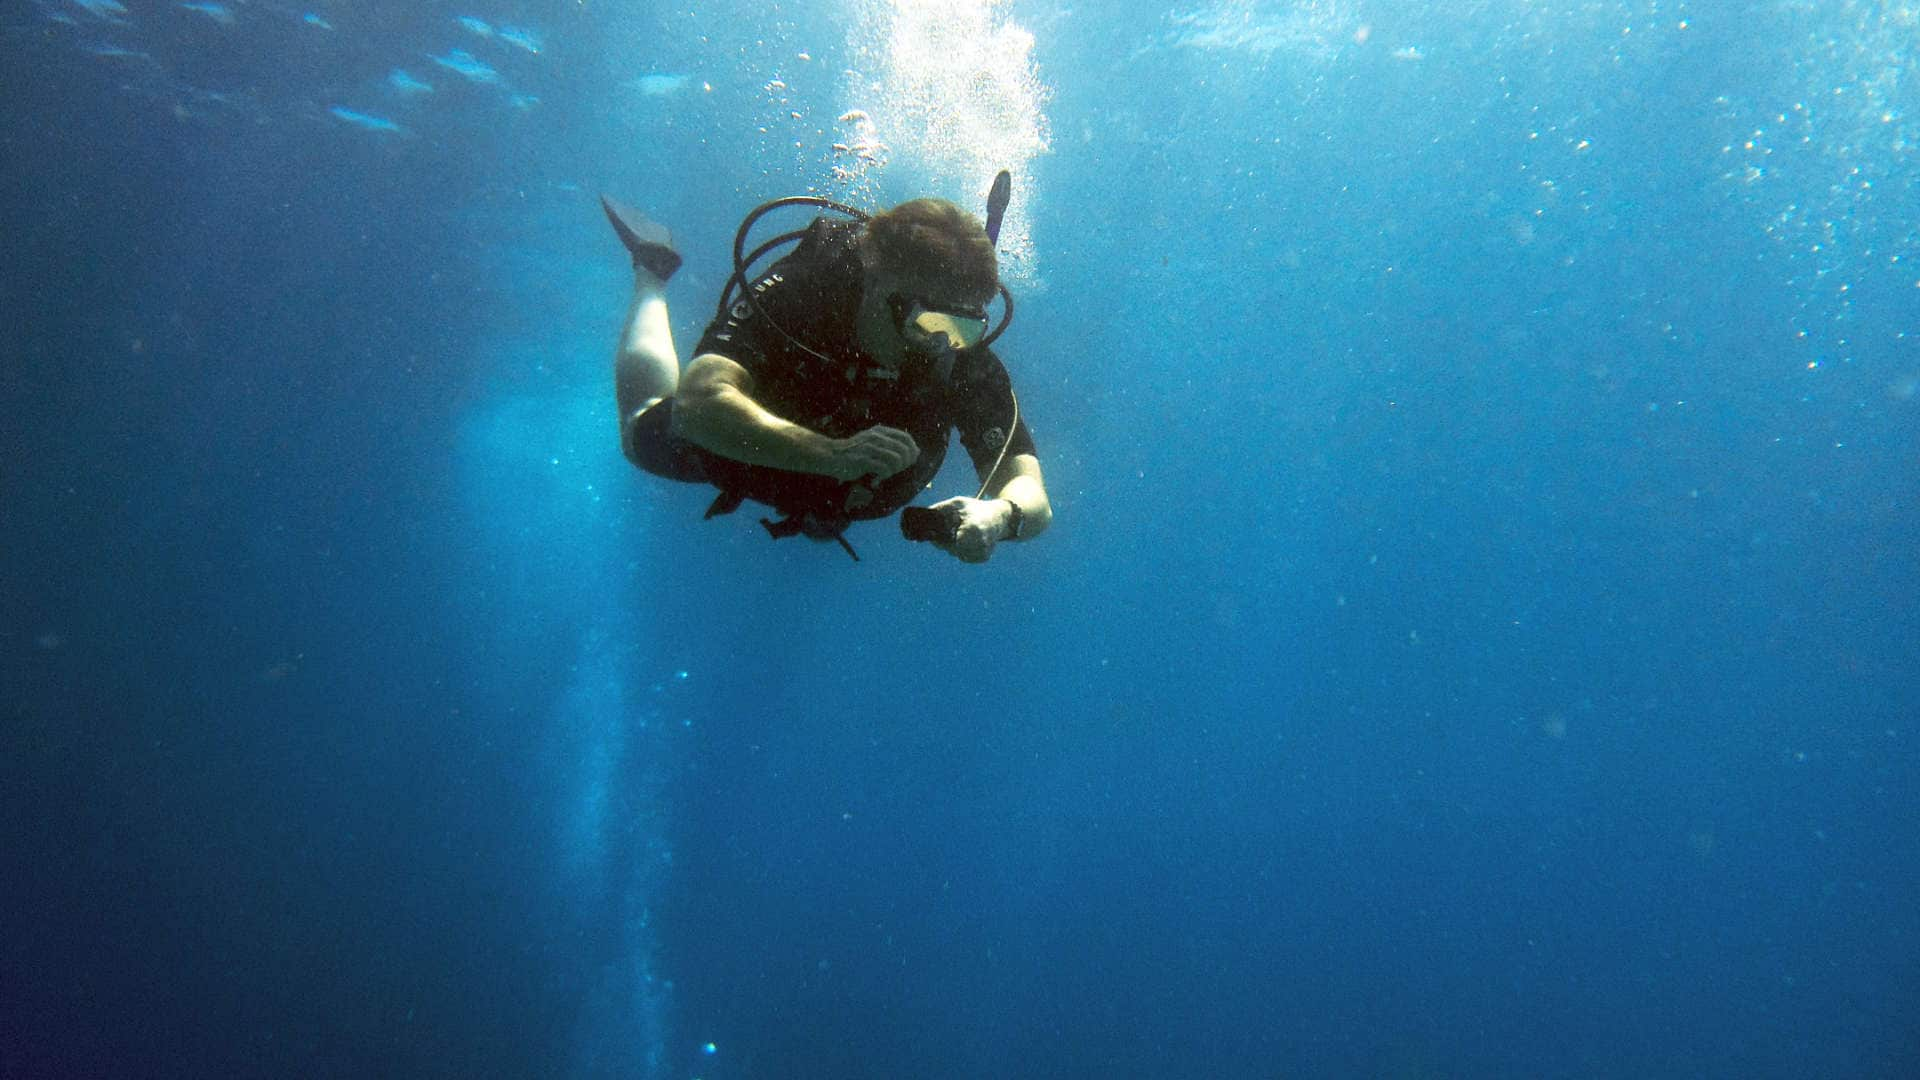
[889,294,990,352]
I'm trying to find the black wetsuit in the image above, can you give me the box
[629,217,1035,532]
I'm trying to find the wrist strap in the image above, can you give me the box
[1002,498,1023,541]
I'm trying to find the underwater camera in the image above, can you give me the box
[899,504,963,545]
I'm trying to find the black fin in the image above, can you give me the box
[600,195,682,281]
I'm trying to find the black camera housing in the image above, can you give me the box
[899,504,962,544]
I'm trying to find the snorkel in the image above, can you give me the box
[984,168,1012,245]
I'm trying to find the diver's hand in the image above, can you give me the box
[929,496,1013,564]
[817,425,919,482]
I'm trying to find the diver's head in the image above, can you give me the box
[859,198,998,299]
[856,198,998,366]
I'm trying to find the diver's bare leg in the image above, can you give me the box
[615,269,679,430]
[601,196,683,457]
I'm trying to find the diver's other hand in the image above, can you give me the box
[818,425,919,482]
[930,496,1011,564]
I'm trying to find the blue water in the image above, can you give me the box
[3,2,1916,1077]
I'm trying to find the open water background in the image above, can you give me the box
[3,1,1916,1077]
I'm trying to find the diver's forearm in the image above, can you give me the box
[991,463,1051,540]
[672,384,831,474]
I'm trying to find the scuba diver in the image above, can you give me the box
[602,178,1051,563]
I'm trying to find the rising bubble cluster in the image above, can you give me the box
[841,0,1052,285]
[1718,1,1919,356]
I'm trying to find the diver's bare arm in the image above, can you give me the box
[982,453,1051,540]
[674,353,922,483]
[672,354,837,473]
